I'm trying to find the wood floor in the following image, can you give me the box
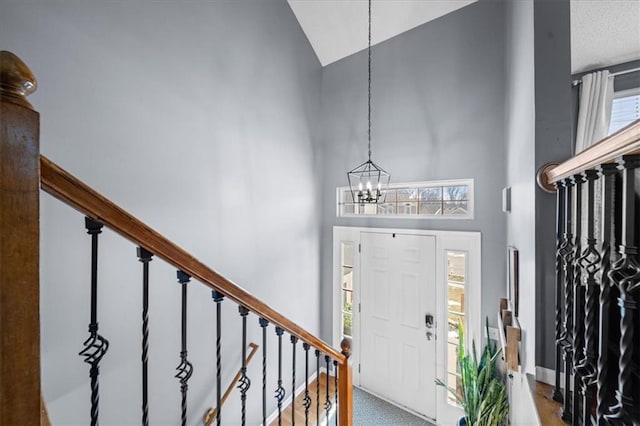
[532,380,566,426]
[269,372,337,426]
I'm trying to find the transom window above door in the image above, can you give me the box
[337,179,474,219]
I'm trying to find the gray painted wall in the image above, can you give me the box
[1,0,581,420]
[533,0,573,370]
[318,0,508,343]
[504,0,536,374]
[1,1,322,424]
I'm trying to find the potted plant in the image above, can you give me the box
[436,320,509,426]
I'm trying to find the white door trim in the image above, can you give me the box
[332,226,482,424]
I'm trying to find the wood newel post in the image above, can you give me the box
[0,50,41,425]
[338,337,353,426]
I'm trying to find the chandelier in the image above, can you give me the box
[347,0,390,205]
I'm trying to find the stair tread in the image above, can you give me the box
[270,372,337,426]
[532,380,566,426]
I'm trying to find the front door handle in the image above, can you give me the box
[425,314,434,329]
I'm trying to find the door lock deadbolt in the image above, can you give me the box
[425,314,434,329]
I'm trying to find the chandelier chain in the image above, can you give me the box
[346,0,389,206]
[368,0,372,162]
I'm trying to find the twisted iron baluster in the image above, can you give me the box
[275,327,285,426]
[316,350,320,423]
[212,290,224,426]
[596,163,618,423]
[302,343,311,425]
[79,217,109,426]
[333,360,338,426]
[324,355,332,419]
[259,318,269,426]
[238,306,251,425]
[575,170,601,423]
[571,173,585,425]
[553,182,566,403]
[175,270,193,426]
[291,335,298,426]
[137,247,153,426]
[605,155,640,425]
[558,180,575,423]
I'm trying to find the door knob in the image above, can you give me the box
[426,331,433,341]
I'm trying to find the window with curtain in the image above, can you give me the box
[608,89,640,135]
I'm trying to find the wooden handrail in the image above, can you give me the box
[40,156,345,364]
[544,119,640,184]
[203,342,260,426]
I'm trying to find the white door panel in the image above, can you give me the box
[360,232,437,419]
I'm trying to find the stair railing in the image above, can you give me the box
[0,51,353,426]
[538,118,640,424]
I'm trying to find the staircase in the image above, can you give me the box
[0,50,353,426]
[537,118,640,424]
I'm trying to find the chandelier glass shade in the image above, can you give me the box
[347,0,390,205]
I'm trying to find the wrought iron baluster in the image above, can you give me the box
[571,173,585,426]
[175,270,193,426]
[238,306,251,425]
[558,179,575,423]
[596,163,618,423]
[554,182,566,403]
[259,318,269,426]
[79,217,109,426]
[324,355,332,419]
[275,327,285,426]
[302,343,311,425]
[605,155,640,425]
[137,247,153,426]
[333,360,338,426]
[291,336,298,426]
[575,170,601,423]
[212,291,224,426]
[316,350,320,423]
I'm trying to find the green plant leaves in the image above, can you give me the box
[435,319,509,426]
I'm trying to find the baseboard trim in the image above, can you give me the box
[535,366,555,386]
[535,366,573,392]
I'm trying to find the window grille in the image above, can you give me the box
[337,179,474,219]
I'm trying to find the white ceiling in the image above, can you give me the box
[287,0,477,66]
[288,0,640,73]
[571,0,640,73]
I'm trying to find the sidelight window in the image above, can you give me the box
[341,242,355,340]
[446,250,467,405]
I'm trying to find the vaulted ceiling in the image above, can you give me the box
[288,0,640,73]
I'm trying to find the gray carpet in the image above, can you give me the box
[352,387,436,425]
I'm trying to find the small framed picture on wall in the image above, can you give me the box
[507,246,519,317]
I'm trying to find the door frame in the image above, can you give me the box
[332,226,482,424]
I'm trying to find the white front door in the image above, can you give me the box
[359,232,437,420]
